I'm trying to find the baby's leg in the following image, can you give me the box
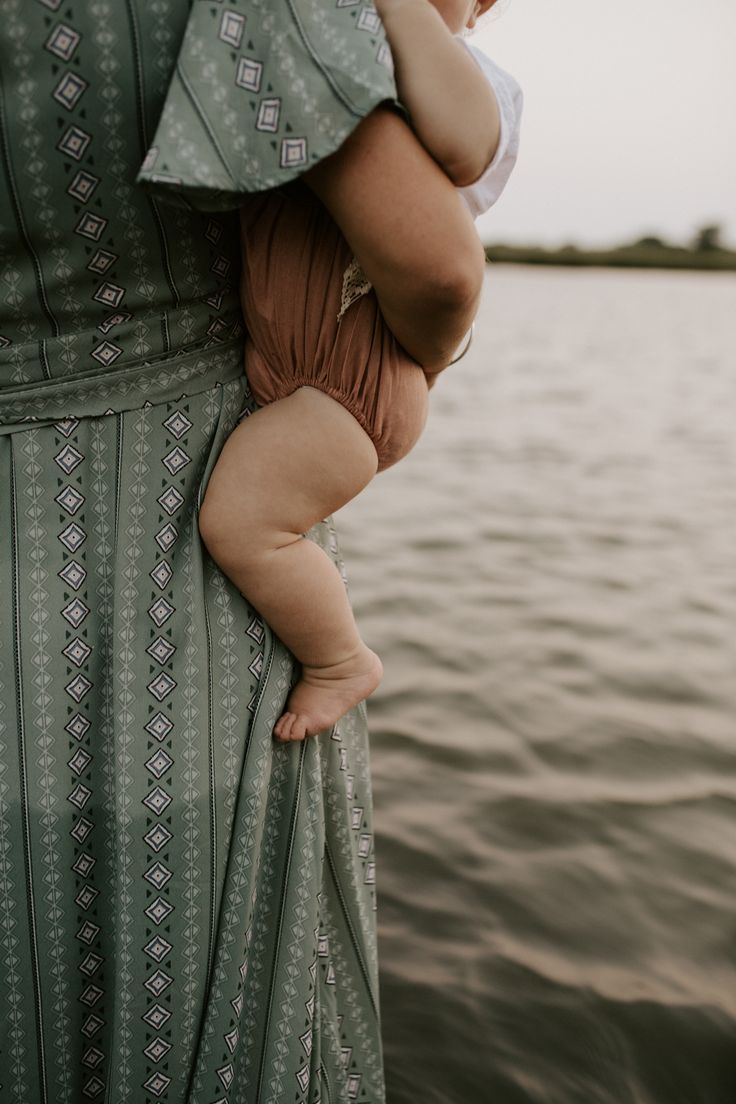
[198,386,383,742]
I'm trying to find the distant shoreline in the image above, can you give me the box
[483,243,736,272]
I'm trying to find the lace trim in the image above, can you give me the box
[337,255,373,323]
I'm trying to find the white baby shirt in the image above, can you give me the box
[454,36,524,219]
[337,37,523,322]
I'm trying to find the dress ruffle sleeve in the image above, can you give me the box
[135,0,406,211]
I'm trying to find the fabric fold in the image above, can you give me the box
[135,0,407,211]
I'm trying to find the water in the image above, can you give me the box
[334,266,736,1104]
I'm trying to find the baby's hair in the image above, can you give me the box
[462,0,513,37]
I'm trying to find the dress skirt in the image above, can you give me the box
[0,347,384,1103]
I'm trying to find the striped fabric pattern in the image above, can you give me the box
[0,2,392,1101]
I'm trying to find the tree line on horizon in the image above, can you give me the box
[484,223,736,271]
[630,224,728,253]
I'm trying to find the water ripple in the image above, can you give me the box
[336,267,736,1103]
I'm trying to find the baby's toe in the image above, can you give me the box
[274,712,294,741]
[289,715,310,742]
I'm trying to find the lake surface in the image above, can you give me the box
[334,265,736,1104]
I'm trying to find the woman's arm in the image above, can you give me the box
[375,0,500,186]
[303,106,485,373]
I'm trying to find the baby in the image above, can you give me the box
[198,0,523,742]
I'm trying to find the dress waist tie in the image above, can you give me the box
[0,335,246,435]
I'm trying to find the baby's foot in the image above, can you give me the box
[273,644,383,742]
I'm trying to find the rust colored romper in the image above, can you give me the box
[239,180,430,473]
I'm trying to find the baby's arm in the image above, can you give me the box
[375,0,500,186]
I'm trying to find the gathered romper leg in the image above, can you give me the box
[239,183,430,474]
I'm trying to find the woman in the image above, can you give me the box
[0,2,480,1101]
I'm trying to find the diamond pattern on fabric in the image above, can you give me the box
[142,1004,171,1031]
[146,672,177,701]
[145,748,174,778]
[144,968,173,996]
[53,71,88,109]
[142,1071,171,1097]
[144,713,174,742]
[65,712,91,739]
[55,485,85,514]
[44,24,81,60]
[143,935,173,963]
[144,898,174,926]
[61,597,90,627]
[90,341,123,366]
[162,409,192,439]
[58,523,86,553]
[57,125,91,160]
[157,486,184,516]
[148,597,175,626]
[54,443,84,473]
[62,637,92,667]
[161,446,190,474]
[154,524,178,553]
[141,786,173,816]
[143,824,172,853]
[143,1037,172,1062]
[146,636,176,664]
[68,748,93,776]
[65,673,92,702]
[149,560,173,589]
[59,556,87,593]
[70,817,94,845]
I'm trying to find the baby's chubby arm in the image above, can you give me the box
[375,0,501,186]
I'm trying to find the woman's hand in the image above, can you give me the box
[303,106,485,372]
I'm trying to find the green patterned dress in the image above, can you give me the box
[0,3,402,1101]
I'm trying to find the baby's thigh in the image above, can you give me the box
[198,403,289,561]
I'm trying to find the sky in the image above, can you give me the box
[469,0,736,248]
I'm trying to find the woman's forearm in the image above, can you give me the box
[376,0,500,186]
[303,106,485,372]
